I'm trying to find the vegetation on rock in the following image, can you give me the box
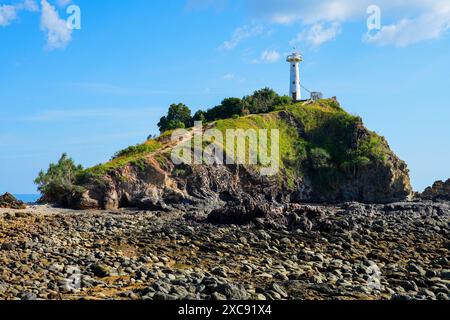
[34,153,84,204]
[113,140,162,159]
[36,90,412,209]
[158,103,193,132]
[157,88,292,132]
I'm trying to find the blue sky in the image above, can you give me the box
[1,0,449,193]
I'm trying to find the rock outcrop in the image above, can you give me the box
[421,179,450,201]
[0,193,26,210]
[64,100,413,217]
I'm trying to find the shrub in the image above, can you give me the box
[131,158,148,172]
[113,140,161,159]
[274,95,293,108]
[309,148,332,170]
[34,153,84,203]
[357,134,386,162]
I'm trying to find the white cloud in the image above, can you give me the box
[222,73,235,80]
[56,0,72,8]
[260,50,281,63]
[249,50,281,64]
[40,0,72,50]
[0,1,75,50]
[0,1,37,27]
[364,2,450,47]
[221,25,264,50]
[222,73,246,83]
[292,22,341,47]
[244,0,366,24]
[242,0,450,47]
[20,0,39,12]
[0,5,17,26]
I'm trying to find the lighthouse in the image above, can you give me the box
[286,50,303,102]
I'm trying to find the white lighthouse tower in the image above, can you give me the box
[286,50,303,102]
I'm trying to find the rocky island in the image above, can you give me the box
[52,99,412,212]
[0,98,448,300]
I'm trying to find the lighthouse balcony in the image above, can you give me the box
[286,53,303,62]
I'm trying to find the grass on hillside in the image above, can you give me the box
[76,99,389,191]
[77,140,163,182]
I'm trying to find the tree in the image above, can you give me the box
[243,87,280,114]
[158,103,193,132]
[34,153,84,203]
[220,97,244,118]
[157,116,169,133]
[156,88,290,133]
[205,98,244,121]
[193,110,206,123]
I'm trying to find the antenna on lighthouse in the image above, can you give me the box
[286,49,303,102]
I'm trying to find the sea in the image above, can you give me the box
[13,194,41,204]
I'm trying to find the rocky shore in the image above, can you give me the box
[0,201,448,300]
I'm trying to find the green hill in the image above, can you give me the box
[39,99,413,210]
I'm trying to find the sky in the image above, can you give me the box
[0,0,449,194]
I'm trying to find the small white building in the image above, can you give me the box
[286,51,303,102]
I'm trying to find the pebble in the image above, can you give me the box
[0,201,447,300]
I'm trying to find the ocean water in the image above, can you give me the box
[13,194,41,204]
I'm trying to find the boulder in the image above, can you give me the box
[0,193,26,210]
[421,179,450,202]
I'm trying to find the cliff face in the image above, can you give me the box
[67,100,413,214]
